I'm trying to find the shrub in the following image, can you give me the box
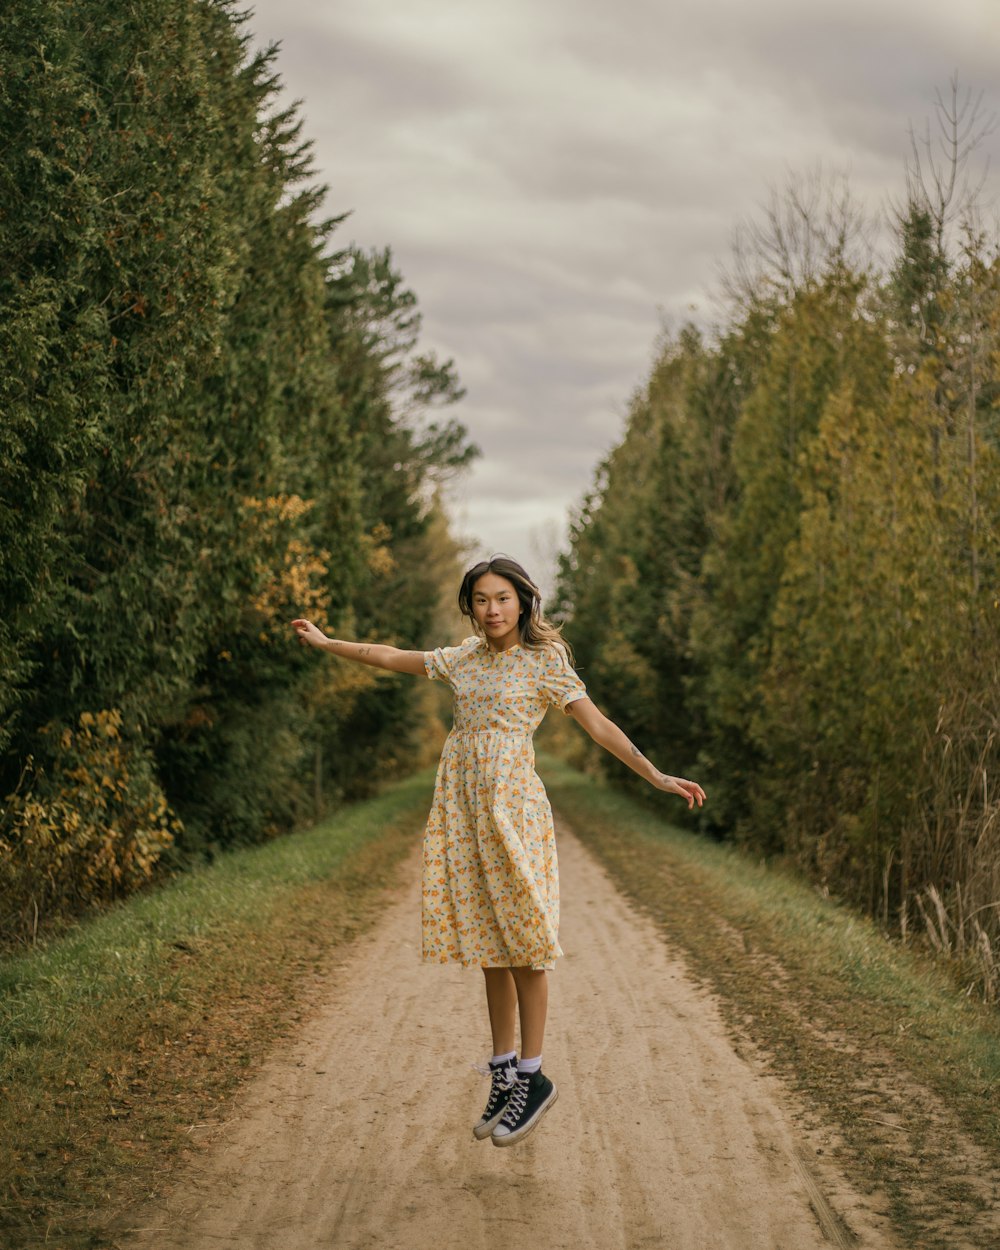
[0,710,178,942]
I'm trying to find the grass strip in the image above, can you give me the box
[0,768,434,1250]
[542,756,1000,1250]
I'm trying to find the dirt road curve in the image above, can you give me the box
[125,821,898,1250]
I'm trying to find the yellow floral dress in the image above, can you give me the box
[422,636,588,970]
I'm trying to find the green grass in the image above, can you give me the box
[7,756,1000,1250]
[0,769,434,1250]
[541,755,1000,1250]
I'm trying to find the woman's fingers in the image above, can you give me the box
[290,618,322,647]
[663,776,706,807]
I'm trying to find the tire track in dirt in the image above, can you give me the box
[121,821,900,1250]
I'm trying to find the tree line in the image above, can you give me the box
[0,0,475,942]
[557,89,1000,995]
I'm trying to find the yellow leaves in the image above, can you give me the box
[75,708,122,740]
[362,522,395,578]
[242,493,315,527]
[241,494,331,638]
[97,709,123,739]
[1,709,179,932]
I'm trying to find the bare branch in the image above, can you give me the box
[717,165,874,311]
[903,73,997,254]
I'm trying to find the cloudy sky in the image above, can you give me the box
[247,0,999,593]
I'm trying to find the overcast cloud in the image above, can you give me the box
[246,0,1000,594]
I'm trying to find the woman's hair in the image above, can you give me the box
[457,554,573,662]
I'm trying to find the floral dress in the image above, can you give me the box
[422,636,588,970]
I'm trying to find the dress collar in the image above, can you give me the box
[485,641,521,658]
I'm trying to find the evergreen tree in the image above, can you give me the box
[0,0,476,936]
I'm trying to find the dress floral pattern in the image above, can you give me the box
[422,636,588,970]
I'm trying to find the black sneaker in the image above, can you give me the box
[490,1070,558,1146]
[472,1060,517,1140]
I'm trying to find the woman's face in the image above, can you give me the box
[470,572,521,650]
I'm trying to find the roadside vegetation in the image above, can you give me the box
[0,0,474,948]
[0,770,433,1250]
[555,80,1000,1002]
[542,757,1000,1250]
[5,750,999,1250]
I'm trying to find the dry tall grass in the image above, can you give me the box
[904,685,1000,1001]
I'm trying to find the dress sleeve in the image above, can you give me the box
[423,637,479,687]
[537,644,588,713]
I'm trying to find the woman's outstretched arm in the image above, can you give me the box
[566,698,706,809]
[290,618,427,676]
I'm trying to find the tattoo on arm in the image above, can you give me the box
[629,743,643,760]
[357,646,371,657]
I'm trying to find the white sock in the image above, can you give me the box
[491,1050,516,1067]
[517,1055,542,1074]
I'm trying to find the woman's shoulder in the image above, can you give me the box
[523,639,573,669]
[445,635,487,660]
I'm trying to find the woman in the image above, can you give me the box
[291,555,705,1147]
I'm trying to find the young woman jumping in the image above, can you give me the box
[291,555,705,1147]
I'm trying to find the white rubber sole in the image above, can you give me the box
[472,1108,506,1141]
[491,1083,558,1147]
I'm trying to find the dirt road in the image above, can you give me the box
[124,821,899,1249]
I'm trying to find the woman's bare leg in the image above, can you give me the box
[482,967,517,1055]
[510,967,548,1060]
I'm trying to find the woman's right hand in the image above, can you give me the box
[291,618,329,649]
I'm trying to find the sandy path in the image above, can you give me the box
[125,822,898,1250]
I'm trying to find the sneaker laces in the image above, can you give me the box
[471,1061,516,1081]
[499,1073,530,1126]
[471,1060,517,1117]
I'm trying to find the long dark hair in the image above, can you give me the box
[458,555,574,662]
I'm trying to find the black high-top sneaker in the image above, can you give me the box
[490,1069,557,1146]
[472,1059,517,1141]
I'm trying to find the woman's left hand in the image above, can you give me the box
[651,774,706,808]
